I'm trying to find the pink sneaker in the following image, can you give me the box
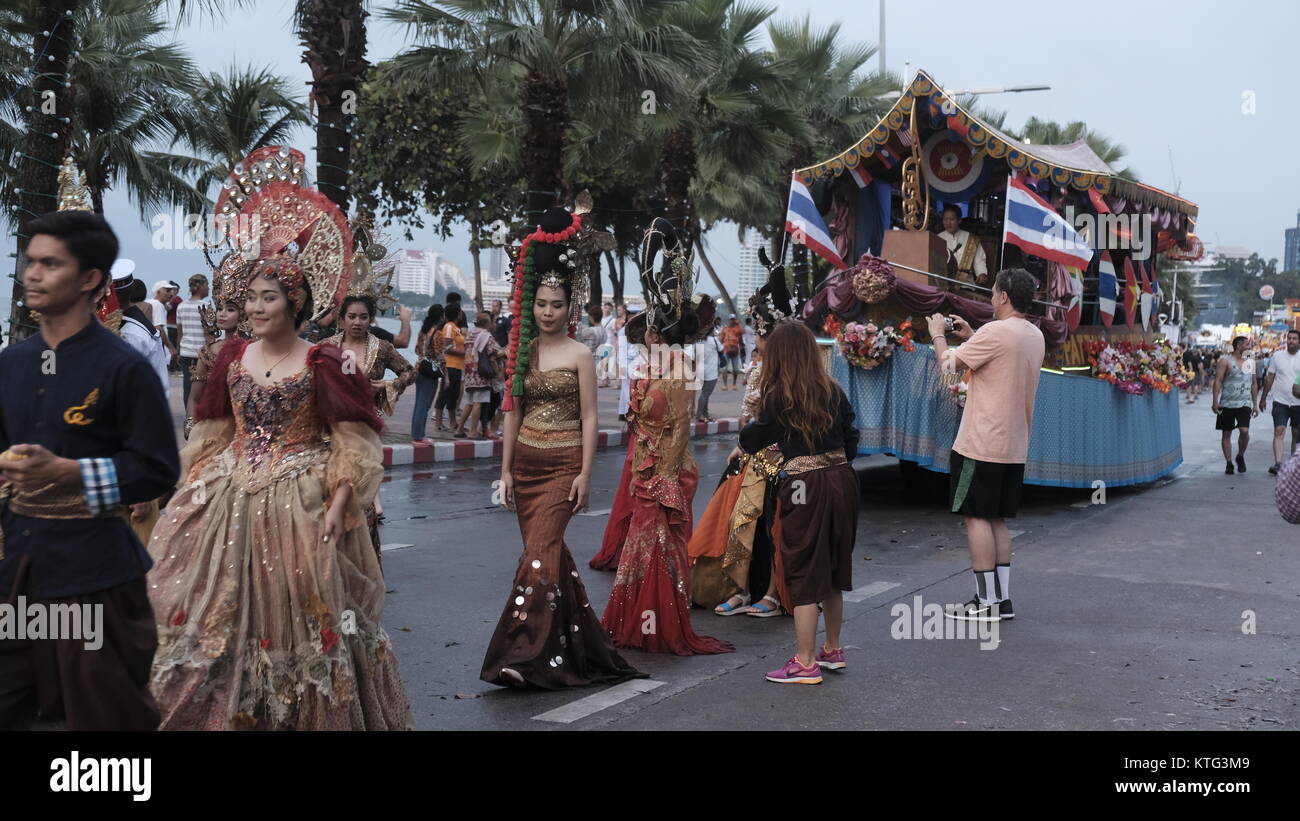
[815,646,846,670]
[765,656,822,685]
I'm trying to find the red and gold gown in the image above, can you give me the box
[481,367,643,688]
[147,339,413,730]
[590,434,634,570]
[601,367,733,655]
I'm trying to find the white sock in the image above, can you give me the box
[974,570,996,604]
[995,564,1010,601]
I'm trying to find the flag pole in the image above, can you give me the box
[998,171,1014,274]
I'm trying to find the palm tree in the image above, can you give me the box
[2,0,81,342]
[1018,116,1136,180]
[68,0,205,215]
[2,0,236,342]
[294,0,370,213]
[385,0,700,223]
[764,15,894,286]
[167,66,312,202]
[652,0,804,316]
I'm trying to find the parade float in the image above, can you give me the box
[789,70,1202,488]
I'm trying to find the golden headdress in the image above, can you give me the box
[210,145,352,320]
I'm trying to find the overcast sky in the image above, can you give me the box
[7,0,1298,310]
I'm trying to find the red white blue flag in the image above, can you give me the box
[785,174,848,270]
[1002,174,1095,269]
[1098,252,1118,327]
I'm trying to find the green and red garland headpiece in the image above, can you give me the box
[501,209,582,412]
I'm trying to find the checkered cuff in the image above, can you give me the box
[79,457,120,514]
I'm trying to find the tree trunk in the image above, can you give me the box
[694,240,737,318]
[587,252,601,309]
[659,125,696,245]
[521,71,567,222]
[469,219,483,311]
[8,0,79,343]
[300,0,369,214]
[615,253,626,305]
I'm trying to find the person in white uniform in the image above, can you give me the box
[113,268,170,400]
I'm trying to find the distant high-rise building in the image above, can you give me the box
[396,250,472,297]
[487,247,509,281]
[733,230,765,314]
[1285,211,1300,272]
[397,250,434,296]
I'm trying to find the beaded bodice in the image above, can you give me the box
[227,360,327,489]
[518,368,581,448]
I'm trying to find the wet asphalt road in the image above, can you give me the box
[375,400,1299,730]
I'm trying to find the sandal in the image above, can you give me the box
[745,595,784,618]
[714,593,752,616]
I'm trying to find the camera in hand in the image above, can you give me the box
[944,316,956,334]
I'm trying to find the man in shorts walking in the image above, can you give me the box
[1261,329,1300,475]
[928,268,1045,623]
[1213,336,1259,474]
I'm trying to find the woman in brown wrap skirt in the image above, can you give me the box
[480,207,642,689]
[739,321,860,685]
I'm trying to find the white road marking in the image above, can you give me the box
[577,507,612,517]
[531,679,666,723]
[380,543,414,552]
[843,581,901,603]
[1008,529,1025,539]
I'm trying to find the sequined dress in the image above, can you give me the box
[601,370,733,655]
[481,367,643,688]
[147,340,413,729]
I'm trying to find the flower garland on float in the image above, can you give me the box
[1086,339,1191,396]
[824,314,915,370]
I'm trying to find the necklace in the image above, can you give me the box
[261,344,294,379]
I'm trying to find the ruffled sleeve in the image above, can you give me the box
[310,344,384,530]
[194,337,249,421]
[324,420,384,530]
[309,344,384,434]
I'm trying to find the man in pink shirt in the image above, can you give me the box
[928,268,1045,623]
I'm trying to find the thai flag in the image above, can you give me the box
[849,163,872,188]
[1098,252,1118,327]
[1122,256,1139,328]
[1002,174,1095,269]
[785,174,848,270]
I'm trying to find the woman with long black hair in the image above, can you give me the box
[411,304,444,442]
[481,206,642,688]
[739,321,859,685]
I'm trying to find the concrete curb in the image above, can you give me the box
[383,418,740,467]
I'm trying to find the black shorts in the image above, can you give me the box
[1270,402,1300,429]
[948,450,1024,520]
[1215,407,1251,431]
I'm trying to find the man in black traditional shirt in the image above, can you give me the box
[0,211,179,729]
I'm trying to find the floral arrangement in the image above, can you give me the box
[825,315,915,370]
[950,379,968,409]
[1086,339,1191,396]
[849,254,897,304]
